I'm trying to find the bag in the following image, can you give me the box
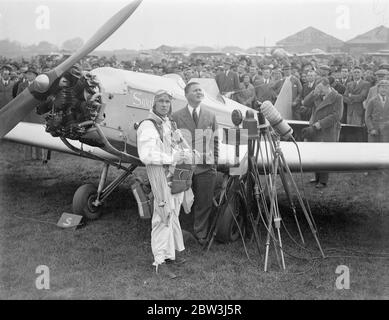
[137,117,195,195]
[131,179,154,219]
[169,163,195,194]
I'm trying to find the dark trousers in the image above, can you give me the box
[191,169,217,240]
[315,172,329,184]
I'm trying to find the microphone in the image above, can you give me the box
[260,100,293,140]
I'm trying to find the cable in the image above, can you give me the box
[11,214,60,226]
[291,135,318,231]
[225,189,253,263]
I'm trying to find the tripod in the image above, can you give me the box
[253,121,325,271]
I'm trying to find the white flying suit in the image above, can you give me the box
[137,111,185,267]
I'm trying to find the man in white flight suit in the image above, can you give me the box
[137,90,193,279]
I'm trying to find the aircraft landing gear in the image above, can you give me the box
[73,184,102,220]
[72,163,136,220]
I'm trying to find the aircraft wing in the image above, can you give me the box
[220,139,389,172]
[4,123,389,173]
[3,122,118,161]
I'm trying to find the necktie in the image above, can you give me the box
[192,109,199,127]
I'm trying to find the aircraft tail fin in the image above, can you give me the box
[274,77,293,120]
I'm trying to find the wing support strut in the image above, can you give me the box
[60,137,133,172]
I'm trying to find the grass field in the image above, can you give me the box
[0,141,388,300]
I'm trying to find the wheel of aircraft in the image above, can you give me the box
[216,190,245,243]
[72,184,102,220]
[214,176,245,243]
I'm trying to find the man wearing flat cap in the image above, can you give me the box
[0,65,15,110]
[364,69,389,107]
[343,66,371,126]
[365,80,389,142]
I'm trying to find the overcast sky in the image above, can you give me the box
[0,0,388,50]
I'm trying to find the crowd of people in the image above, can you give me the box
[1,50,389,144]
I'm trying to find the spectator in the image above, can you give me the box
[215,61,240,99]
[301,77,343,188]
[318,65,331,77]
[254,65,276,105]
[248,65,261,85]
[0,65,15,110]
[236,74,255,107]
[343,66,371,125]
[300,70,317,120]
[365,80,389,142]
[365,69,389,107]
[337,67,353,122]
[282,64,302,120]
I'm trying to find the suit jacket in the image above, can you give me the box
[172,105,219,175]
[365,95,389,135]
[343,80,370,110]
[304,89,343,142]
[302,81,316,100]
[236,82,255,107]
[215,70,240,95]
[0,79,15,109]
[255,78,278,104]
[364,85,379,108]
[16,80,30,96]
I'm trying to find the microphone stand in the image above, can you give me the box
[255,110,325,271]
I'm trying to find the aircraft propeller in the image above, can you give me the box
[0,0,143,139]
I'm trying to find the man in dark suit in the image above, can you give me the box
[172,82,219,244]
[364,69,389,108]
[300,70,318,120]
[302,77,343,188]
[215,62,240,99]
[365,80,389,142]
[335,67,352,123]
[343,67,371,125]
[0,65,15,110]
[255,65,278,105]
[281,64,302,120]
